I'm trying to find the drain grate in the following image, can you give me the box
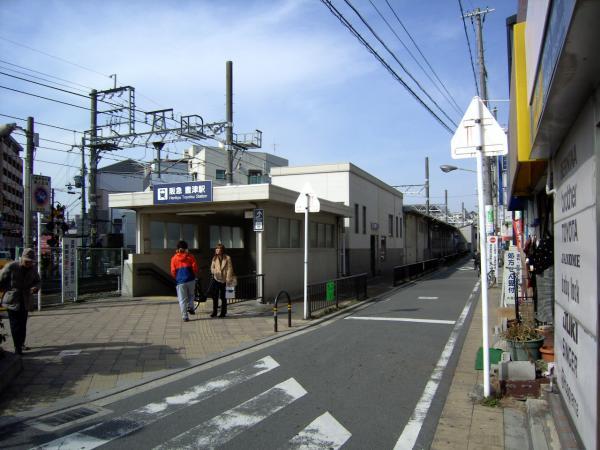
[31,405,109,431]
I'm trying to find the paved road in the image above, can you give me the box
[3,263,479,449]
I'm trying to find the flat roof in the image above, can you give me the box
[109,183,351,217]
[271,163,403,198]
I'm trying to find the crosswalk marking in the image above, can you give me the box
[287,412,351,449]
[418,296,439,300]
[155,378,308,449]
[346,316,455,325]
[35,356,279,450]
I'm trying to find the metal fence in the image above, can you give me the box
[307,273,368,317]
[226,274,264,304]
[393,259,440,286]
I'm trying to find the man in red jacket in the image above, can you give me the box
[170,240,198,322]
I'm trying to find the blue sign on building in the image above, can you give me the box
[153,181,213,204]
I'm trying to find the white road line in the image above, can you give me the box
[394,281,479,450]
[287,412,351,449]
[35,356,279,450]
[418,296,439,300]
[155,378,307,449]
[345,316,455,325]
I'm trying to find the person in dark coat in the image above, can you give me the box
[0,248,40,355]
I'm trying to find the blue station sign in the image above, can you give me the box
[153,181,213,204]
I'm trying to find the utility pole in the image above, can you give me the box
[153,141,165,180]
[225,61,234,185]
[445,189,448,223]
[425,156,431,259]
[466,7,494,220]
[23,116,34,249]
[462,201,465,226]
[80,137,87,248]
[89,89,98,247]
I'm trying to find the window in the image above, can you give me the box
[388,214,394,236]
[309,221,335,248]
[310,222,318,247]
[317,223,325,247]
[210,225,244,248]
[354,203,359,233]
[167,222,180,249]
[326,224,334,247]
[216,169,226,180]
[399,217,403,238]
[266,216,302,248]
[248,170,263,184]
[182,223,195,246]
[362,206,366,234]
[150,221,164,249]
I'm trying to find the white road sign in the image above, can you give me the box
[451,96,508,159]
[295,183,320,213]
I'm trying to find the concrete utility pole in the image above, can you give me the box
[445,189,448,223]
[89,89,98,247]
[425,156,430,216]
[225,61,234,185]
[23,116,34,248]
[468,7,494,211]
[80,137,87,248]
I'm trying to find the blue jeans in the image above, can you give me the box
[176,279,195,319]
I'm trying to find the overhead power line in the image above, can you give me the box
[343,0,457,128]
[457,0,480,96]
[0,35,111,79]
[320,0,454,134]
[382,0,463,114]
[0,112,83,134]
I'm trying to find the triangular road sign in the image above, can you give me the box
[451,96,508,159]
[295,183,320,213]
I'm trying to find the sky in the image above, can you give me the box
[0,0,517,218]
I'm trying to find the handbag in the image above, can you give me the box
[194,278,209,303]
[225,285,236,299]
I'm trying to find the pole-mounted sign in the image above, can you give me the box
[451,96,507,398]
[253,208,264,232]
[295,183,320,320]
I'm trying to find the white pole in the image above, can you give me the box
[37,212,42,311]
[61,238,65,304]
[256,230,263,301]
[476,150,491,397]
[304,194,309,320]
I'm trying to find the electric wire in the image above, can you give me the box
[0,58,95,90]
[0,36,111,78]
[319,0,454,134]
[382,0,463,114]
[457,0,480,96]
[343,0,458,128]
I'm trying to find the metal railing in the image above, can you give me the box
[225,274,264,304]
[273,290,292,332]
[392,258,440,286]
[307,273,368,317]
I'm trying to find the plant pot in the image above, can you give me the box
[536,325,554,348]
[506,337,544,361]
[539,345,555,362]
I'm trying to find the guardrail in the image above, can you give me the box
[273,290,292,332]
[307,273,368,318]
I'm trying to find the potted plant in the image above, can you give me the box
[501,321,544,361]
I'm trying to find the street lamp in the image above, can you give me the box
[440,164,477,173]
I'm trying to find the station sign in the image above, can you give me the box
[153,181,213,205]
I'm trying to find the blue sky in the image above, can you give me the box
[0,0,516,217]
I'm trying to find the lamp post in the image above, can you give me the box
[440,164,477,174]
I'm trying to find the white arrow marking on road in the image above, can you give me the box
[394,281,479,449]
[287,412,351,449]
[155,378,307,449]
[418,296,439,300]
[35,356,280,450]
[346,316,455,325]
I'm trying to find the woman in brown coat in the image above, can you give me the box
[210,243,235,318]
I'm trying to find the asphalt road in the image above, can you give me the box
[4,262,479,450]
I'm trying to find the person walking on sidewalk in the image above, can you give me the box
[0,248,40,355]
[170,240,199,322]
[210,243,235,318]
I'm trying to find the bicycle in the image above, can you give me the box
[193,278,214,312]
[487,269,497,286]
